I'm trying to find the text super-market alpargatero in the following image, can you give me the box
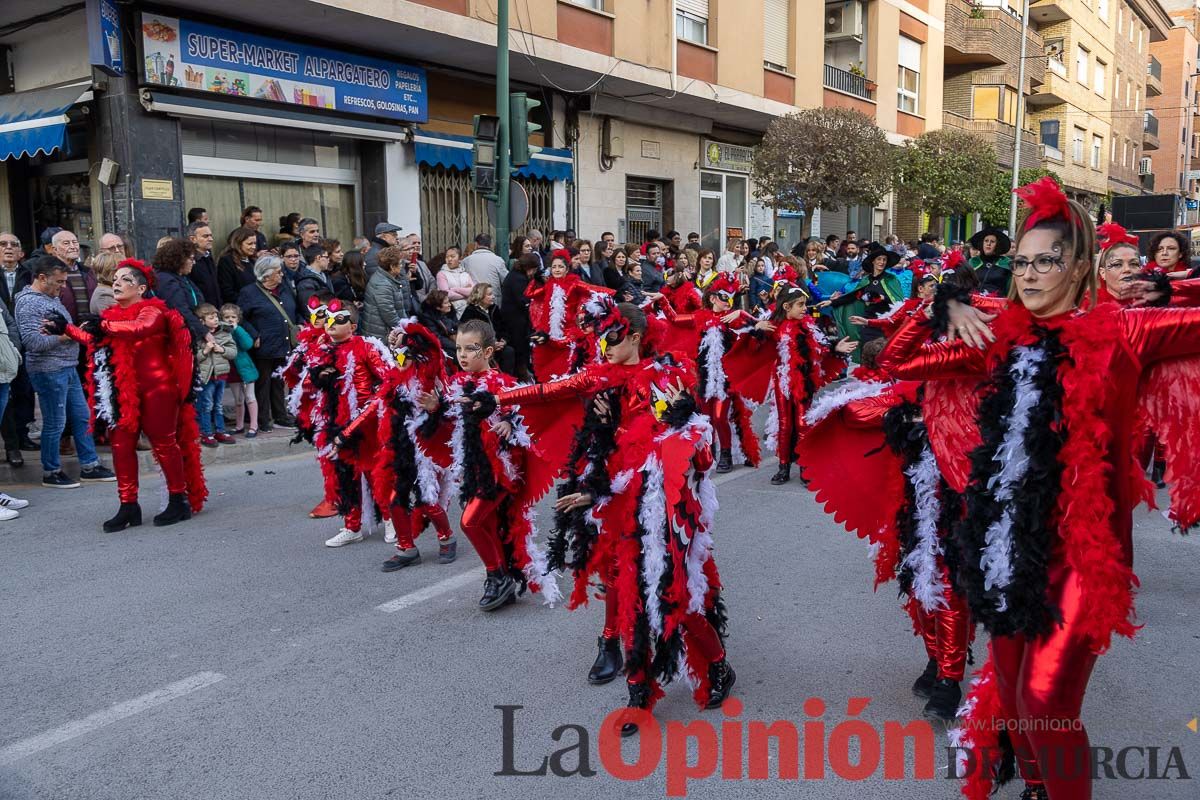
[186,33,393,89]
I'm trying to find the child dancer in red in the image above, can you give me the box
[527,250,606,381]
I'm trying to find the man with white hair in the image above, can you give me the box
[98,233,126,259]
[402,232,435,304]
[50,230,96,323]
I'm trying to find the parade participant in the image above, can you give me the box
[880,177,1200,800]
[674,272,761,473]
[494,301,734,736]
[283,300,396,548]
[848,274,939,339]
[825,244,905,347]
[527,250,613,381]
[968,226,1013,296]
[45,259,205,531]
[724,285,855,485]
[417,320,560,611]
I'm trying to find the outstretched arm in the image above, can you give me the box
[1122,306,1200,363]
[877,311,988,381]
[496,369,601,406]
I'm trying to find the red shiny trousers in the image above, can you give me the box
[909,568,972,681]
[699,397,731,451]
[114,383,186,504]
[775,393,799,465]
[390,503,453,551]
[991,566,1098,800]
[460,494,508,571]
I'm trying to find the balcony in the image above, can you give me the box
[1144,111,1160,151]
[1028,69,1069,107]
[1141,172,1156,191]
[823,64,874,101]
[942,111,1041,170]
[945,0,1046,88]
[1147,56,1163,97]
[1030,0,1072,24]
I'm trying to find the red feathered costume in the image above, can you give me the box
[527,269,613,381]
[69,294,207,512]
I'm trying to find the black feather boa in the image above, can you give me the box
[953,326,1067,638]
[548,394,621,574]
[793,326,819,403]
[458,382,501,504]
[882,399,928,597]
[388,396,422,510]
[930,282,975,339]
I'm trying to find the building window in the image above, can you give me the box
[1135,87,1140,111]
[1091,134,1103,169]
[1076,45,1089,86]
[897,35,921,114]
[1073,127,1086,162]
[1118,5,1123,34]
[763,0,790,70]
[1111,134,1117,163]
[1123,138,1129,167]
[1127,77,1132,106]
[570,0,604,8]
[1098,0,1108,22]
[1040,120,1061,151]
[972,85,1018,125]
[676,1,709,45]
[1095,60,1106,96]
[1138,25,1143,52]
[1114,69,1122,105]
[1130,20,1135,43]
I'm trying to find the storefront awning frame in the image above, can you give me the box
[0,81,93,161]
[412,129,573,182]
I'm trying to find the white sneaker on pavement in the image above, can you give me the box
[0,493,29,510]
[325,527,365,548]
[384,519,396,544]
[0,506,19,521]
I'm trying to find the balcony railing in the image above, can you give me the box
[1149,56,1162,81]
[1145,112,1159,136]
[1047,55,1067,77]
[824,64,873,100]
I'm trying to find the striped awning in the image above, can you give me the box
[413,129,573,182]
[0,82,91,161]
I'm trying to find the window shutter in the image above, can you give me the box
[763,0,790,69]
[898,36,922,71]
[678,0,709,18]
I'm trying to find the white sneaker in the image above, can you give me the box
[383,519,397,544]
[324,527,365,548]
[0,493,29,510]
[0,506,18,521]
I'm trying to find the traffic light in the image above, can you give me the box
[472,113,500,194]
[509,93,541,167]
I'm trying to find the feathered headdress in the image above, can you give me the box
[705,272,741,300]
[306,294,328,326]
[578,293,630,342]
[942,250,966,272]
[549,248,572,266]
[390,317,445,377]
[772,262,800,287]
[1014,176,1070,229]
[1096,222,1139,251]
[118,258,156,291]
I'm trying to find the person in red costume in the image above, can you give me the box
[493,300,735,737]
[526,250,613,381]
[724,284,855,485]
[43,259,206,531]
[879,177,1200,800]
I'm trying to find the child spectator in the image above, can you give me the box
[194,303,237,447]
[220,303,260,438]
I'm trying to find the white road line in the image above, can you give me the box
[374,567,485,613]
[0,671,226,765]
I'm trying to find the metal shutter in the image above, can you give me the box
[763,0,789,69]
[678,0,709,19]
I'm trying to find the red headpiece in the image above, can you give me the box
[550,248,572,266]
[941,250,966,272]
[1096,222,1139,251]
[391,317,447,379]
[118,258,156,291]
[705,272,741,300]
[578,293,629,341]
[1014,176,1070,229]
[772,262,799,286]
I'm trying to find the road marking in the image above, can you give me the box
[0,671,226,765]
[375,567,485,613]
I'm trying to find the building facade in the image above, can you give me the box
[1109,0,1172,197]
[1155,0,1200,220]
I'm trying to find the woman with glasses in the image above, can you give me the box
[879,178,1200,800]
[1148,230,1191,278]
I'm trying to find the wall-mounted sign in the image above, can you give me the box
[139,13,428,123]
[641,140,661,159]
[87,0,124,77]
[141,179,174,200]
[703,140,753,173]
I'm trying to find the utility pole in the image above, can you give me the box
[1008,0,1030,235]
[494,0,512,256]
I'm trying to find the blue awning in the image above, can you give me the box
[0,82,91,161]
[413,130,573,182]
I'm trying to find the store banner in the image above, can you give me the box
[139,12,428,123]
[87,0,124,77]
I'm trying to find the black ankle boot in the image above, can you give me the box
[479,570,517,612]
[620,681,652,737]
[770,463,791,485]
[715,449,733,473]
[587,636,623,685]
[153,493,191,527]
[103,502,142,533]
[1019,784,1049,800]
[912,658,938,699]
[1152,459,1167,489]
[922,677,962,721]
[705,659,737,709]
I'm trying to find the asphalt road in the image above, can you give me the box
[1,450,1197,800]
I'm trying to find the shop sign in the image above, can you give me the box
[141,179,174,200]
[703,140,753,173]
[139,13,428,123]
[726,227,745,240]
[87,0,124,77]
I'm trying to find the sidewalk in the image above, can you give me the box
[0,428,309,486]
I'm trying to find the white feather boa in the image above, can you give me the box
[979,345,1045,612]
[804,378,888,427]
[902,444,948,612]
[92,346,117,427]
[638,454,669,637]
[548,283,567,341]
[523,504,562,606]
[699,325,728,401]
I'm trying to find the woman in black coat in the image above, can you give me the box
[217,227,260,306]
[459,282,515,376]
[500,253,540,381]
[152,237,207,345]
[236,254,298,431]
[417,289,459,362]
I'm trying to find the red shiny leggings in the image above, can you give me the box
[699,397,731,451]
[460,494,507,571]
[112,388,185,504]
[991,567,1098,800]
[602,562,619,639]
[910,586,971,681]
[776,393,798,465]
[627,613,725,685]
[391,503,453,551]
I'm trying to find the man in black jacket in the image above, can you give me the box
[187,222,222,307]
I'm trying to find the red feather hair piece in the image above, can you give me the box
[118,258,156,290]
[1014,176,1070,229]
[1096,222,1139,251]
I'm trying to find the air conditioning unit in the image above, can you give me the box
[825,2,864,41]
[1139,157,1153,176]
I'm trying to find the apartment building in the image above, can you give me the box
[1154,1,1200,219]
[1109,0,1173,196]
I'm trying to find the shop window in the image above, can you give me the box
[184,175,357,246]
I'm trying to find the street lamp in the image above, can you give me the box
[1008,0,1031,235]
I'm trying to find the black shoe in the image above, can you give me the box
[273,417,297,429]
[1152,459,1167,489]
[103,503,143,533]
[438,540,457,564]
[1019,784,1049,800]
[381,549,421,572]
[587,636,624,685]
[912,658,938,699]
[923,677,962,721]
[80,465,117,482]
[6,448,22,468]
[479,570,517,612]
[705,659,737,709]
[620,681,653,737]
[770,463,791,485]
[153,493,192,527]
[42,470,80,489]
[17,436,38,452]
[715,449,733,473]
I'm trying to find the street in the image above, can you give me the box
[1,450,1198,800]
